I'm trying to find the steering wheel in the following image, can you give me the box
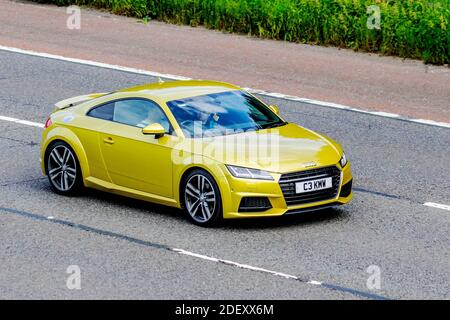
[204,114,219,129]
[180,120,194,128]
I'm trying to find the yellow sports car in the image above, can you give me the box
[40,80,352,226]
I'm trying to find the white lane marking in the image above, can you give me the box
[243,88,450,129]
[410,119,450,128]
[172,248,220,263]
[0,45,190,81]
[0,115,44,128]
[0,44,449,130]
[173,248,305,282]
[423,202,450,211]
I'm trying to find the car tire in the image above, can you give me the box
[45,141,83,196]
[182,169,222,227]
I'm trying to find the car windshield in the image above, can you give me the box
[166,90,286,138]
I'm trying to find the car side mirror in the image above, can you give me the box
[268,105,280,115]
[142,123,165,138]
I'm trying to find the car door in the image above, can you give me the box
[88,98,178,198]
[73,103,115,183]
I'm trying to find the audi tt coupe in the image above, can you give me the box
[40,80,352,226]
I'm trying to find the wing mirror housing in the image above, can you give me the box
[268,104,280,115]
[142,123,165,138]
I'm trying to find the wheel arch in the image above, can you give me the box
[42,127,90,180]
[176,164,228,209]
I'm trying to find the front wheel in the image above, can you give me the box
[182,169,222,227]
[45,141,83,195]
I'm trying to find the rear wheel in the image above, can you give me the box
[182,169,222,227]
[45,141,82,195]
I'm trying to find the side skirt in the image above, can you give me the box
[84,176,180,208]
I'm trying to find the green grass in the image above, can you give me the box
[34,0,449,65]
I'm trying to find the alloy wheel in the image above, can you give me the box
[47,145,77,192]
[184,174,216,223]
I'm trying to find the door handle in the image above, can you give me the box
[103,137,115,145]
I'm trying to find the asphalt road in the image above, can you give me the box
[0,50,449,299]
[2,0,450,123]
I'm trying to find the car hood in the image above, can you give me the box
[186,123,342,173]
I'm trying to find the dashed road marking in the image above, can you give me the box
[0,45,449,130]
[0,115,44,128]
[423,202,450,211]
[0,206,390,300]
[174,248,300,280]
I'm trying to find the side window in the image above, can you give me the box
[113,99,172,133]
[87,102,114,121]
[88,99,173,134]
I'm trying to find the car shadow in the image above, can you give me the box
[83,187,349,230]
[35,180,350,230]
[83,188,185,220]
[221,207,349,230]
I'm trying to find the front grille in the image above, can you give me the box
[279,166,341,206]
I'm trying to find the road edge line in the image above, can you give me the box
[423,202,450,211]
[0,44,449,130]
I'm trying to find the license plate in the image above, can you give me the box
[295,177,332,194]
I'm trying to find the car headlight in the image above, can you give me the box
[226,165,274,180]
[340,152,348,168]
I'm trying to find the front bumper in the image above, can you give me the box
[220,163,353,219]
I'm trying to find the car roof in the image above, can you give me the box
[116,80,241,101]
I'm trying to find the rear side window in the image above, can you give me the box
[113,99,169,130]
[87,102,114,121]
[87,99,173,134]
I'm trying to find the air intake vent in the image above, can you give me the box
[339,179,352,198]
[239,197,272,212]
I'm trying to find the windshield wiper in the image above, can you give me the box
[261,121,287,129]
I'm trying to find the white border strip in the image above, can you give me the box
[423,202,450,211]
[0,115,43,128]
[243,87,450,129]
[0,44,449,130]
[171,248,386,299]
[172,248,312,282]
[0,45,190,81]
